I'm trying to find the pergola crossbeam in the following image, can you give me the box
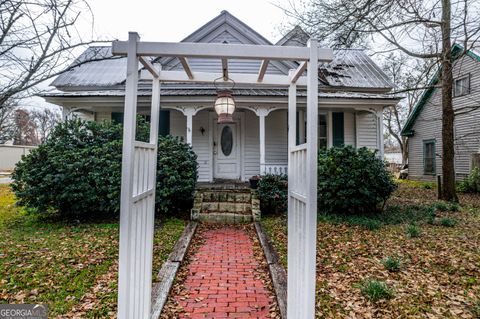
[139,70,308,86]
[221,58,228,81]
[290,61,307,84]
[112,40,334,62]
[139,56,160,79]
[257,59,269,82]
[178,57,194,80]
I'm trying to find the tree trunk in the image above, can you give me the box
[402,137,408,165]
[440,0,458,202]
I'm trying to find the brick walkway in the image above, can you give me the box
[176,227,274,318]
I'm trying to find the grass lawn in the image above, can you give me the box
[0,184,186,318]
[261,182,480,318]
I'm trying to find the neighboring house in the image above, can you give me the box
[401,44,480,181]
[42,11,399,183]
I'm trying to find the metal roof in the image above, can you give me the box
[50,11,394,92]
[42,88,398,100]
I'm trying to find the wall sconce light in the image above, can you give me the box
[200,127,205,135]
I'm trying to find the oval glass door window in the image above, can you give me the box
[221,126,233,156]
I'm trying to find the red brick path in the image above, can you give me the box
[176,227,274,318]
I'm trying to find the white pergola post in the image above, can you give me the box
[112,35,332,319]
[287,39,319,319]
[117,32,160,319]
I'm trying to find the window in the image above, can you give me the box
[423,139,436,175]
[111,111,170,136]
[318,114,327,149]
[454,75,470,97]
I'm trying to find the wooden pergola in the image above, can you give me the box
[112,32,333,319]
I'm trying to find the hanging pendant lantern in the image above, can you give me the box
[214,77,236,123]
[214,90,235,123]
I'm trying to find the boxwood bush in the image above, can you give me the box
[11,119,197,218]
[257,174,288,214]
[317,146,397,214]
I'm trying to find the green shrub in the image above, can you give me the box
[433,201,459,212]
[360,279,394,301]
[381,256,402,272]
[458,167,480,193]
[472,300,480,317]
[439,217,457,227]
[257,174,288,214]
[11,119,198,218]
[317,146,397,214]
[405,224,421,238]
[382,204,435,225]
[346,216,382,230]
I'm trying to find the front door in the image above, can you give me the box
[214,122,240,179]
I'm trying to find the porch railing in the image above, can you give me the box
[261,163,288,175]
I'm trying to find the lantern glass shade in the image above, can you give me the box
[214,90,235,123]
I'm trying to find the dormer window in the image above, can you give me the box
[454,75,470,97]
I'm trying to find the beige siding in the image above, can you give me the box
[409,53,480,181]
[95,111,111,122]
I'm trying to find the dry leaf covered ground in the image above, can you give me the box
[0,184,185,318]
[261,182,480,318]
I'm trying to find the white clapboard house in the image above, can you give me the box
[43,11,399,182]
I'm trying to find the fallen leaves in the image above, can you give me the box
[262,184,480,318]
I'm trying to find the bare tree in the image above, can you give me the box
[0,100,16,143]
[0,0,110,110]
[282,0,480,201]
[12,109,38,145]
[382,53,436,164]
[31,108,60,143]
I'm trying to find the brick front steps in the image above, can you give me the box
[190,188,261,223]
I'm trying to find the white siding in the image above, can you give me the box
[265,110,288,164]
[95,111,111,122]
[170,110,211,182]
[408,53,480,181]
[169,110,186,140]
[356,112,378,150]
[344,111,355,146]
[192,111,211,182]
[244,110,260,178]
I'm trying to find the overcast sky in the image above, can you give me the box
[88,0,292,43]
[32,0,293,110]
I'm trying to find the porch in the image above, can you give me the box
[164,104,385,182]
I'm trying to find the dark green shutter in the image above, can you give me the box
[111,112,124,124]
[159,110,170,136]
[332,112,344,146]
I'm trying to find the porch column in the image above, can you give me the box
[377,110,384,159]
[181,108,196,145]
[256,108,270,174]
